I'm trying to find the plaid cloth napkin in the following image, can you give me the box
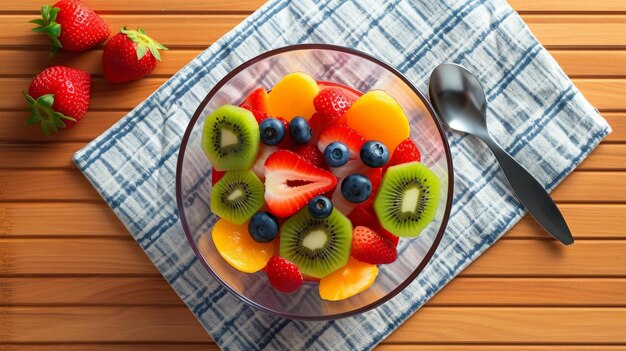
[74,0,611,349]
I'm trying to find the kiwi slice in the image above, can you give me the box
[280,207,352,279]
[373,162,440,237]
[210,170,264,225]
[201,105,260,171]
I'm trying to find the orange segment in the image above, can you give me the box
[268,72,319,121]
[212,218,274,273]
[344,90,410,151]
[319,257,378,301]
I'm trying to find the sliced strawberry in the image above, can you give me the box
[265,256,303,293]
[264,150,337,217]
[251,144,278,181]
[313,87,356,124]
[307,113,326,142]
[317,125,366,179]
[293,144,327,169]
[248,109,270,125]
[211,169,226,186]
[351,226,397,264]
[361,167,382,207]
[241,87,273,115]
[348,205,399,246]
[385,138,421,171]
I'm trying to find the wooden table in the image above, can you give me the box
[1,1,625,350]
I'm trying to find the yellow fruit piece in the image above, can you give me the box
[344,90,410,151]
[212,218,274,273]
[319,257,378,301]
[268,72,319,121]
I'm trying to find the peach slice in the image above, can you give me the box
[319,257,378,301]
[344,90,410,152]
[268,72,319,121]
[212,218,274,273]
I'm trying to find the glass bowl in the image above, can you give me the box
[176,44,453,320]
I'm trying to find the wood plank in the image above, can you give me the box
[0,238,156,275]
[510,0,626,13]
[604,113,626,142]
[0,203,126,236]
[0,277,181,305]
[3,142,622,170]
[507,204,626,239]
[4,49,626,78]
[1,238,625,276]
[0,15,625,49]
[0,111,124,142]
[0,0,262,12]
[1,169,624,202]
[429,277,626,306]
[1,78,624,111]
[549,50,626,77]
[2,306,625,343]
[2,346,626,351]
[387,307,626,343]
[3,276,624,306]
[0,15,245,48]
[2,202,623,239]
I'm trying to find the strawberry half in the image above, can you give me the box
[317,125,366,179]
[241,87,273,115]
[24,66,91,135]
[293,144,327,169]
[264,150,337,217]
[30,0,110,56]
[385,138,421,171]
[211,169,225,186]
[313,87,356,125]
[265,256,303,293]
[351,226,398,264]
[348,205,399,246]
[103,27,168,83]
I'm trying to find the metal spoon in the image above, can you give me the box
[428,63,573,245]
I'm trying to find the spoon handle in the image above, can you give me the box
[481,136,574,245]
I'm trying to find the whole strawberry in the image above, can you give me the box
[30,0,110,56]
[265,256,303,293]
[24,66,91,135]
[103,27,168,83]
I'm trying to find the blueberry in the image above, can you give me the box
[360,140,389,168]
[324,142,350,167]
[289,116,312,144]
[259,118,285,146]
[341,174,372,203]
[308,196,333,219]
[248,212,279,243]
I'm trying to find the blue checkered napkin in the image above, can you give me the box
[74,0,611,349]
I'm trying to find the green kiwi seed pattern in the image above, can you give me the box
[210,170,264,225]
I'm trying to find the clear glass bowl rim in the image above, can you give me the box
[175,43,455,320]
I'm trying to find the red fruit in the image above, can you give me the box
[362,167,383,207]
[265,256,303,293]
[24,66,91,135]
[103,27,168,83]
[264,150,337,217]
[211,169,225,185]
[30,0,110,55]
[348,205,399,246]
[313,88,356,124]
[294,144,327,169]
[386,138,421,171]
[351,226,398,264]
[241,87,273,114]
[307,113,326,142]
[317,81,362,99]
[248,109,270,125]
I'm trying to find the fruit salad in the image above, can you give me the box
[201,72,440,301]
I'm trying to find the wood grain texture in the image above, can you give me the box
[0,0,624,349]
[1,238,624,276]
[2,169,623,202]
[1,306,625,343]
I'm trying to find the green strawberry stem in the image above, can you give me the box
[23,91,76,136]
[121,27,168,61]
[30,5,62,57]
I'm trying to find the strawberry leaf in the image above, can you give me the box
[121,27,168,62]
[30,5,63,56]
[23,91,76,136]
